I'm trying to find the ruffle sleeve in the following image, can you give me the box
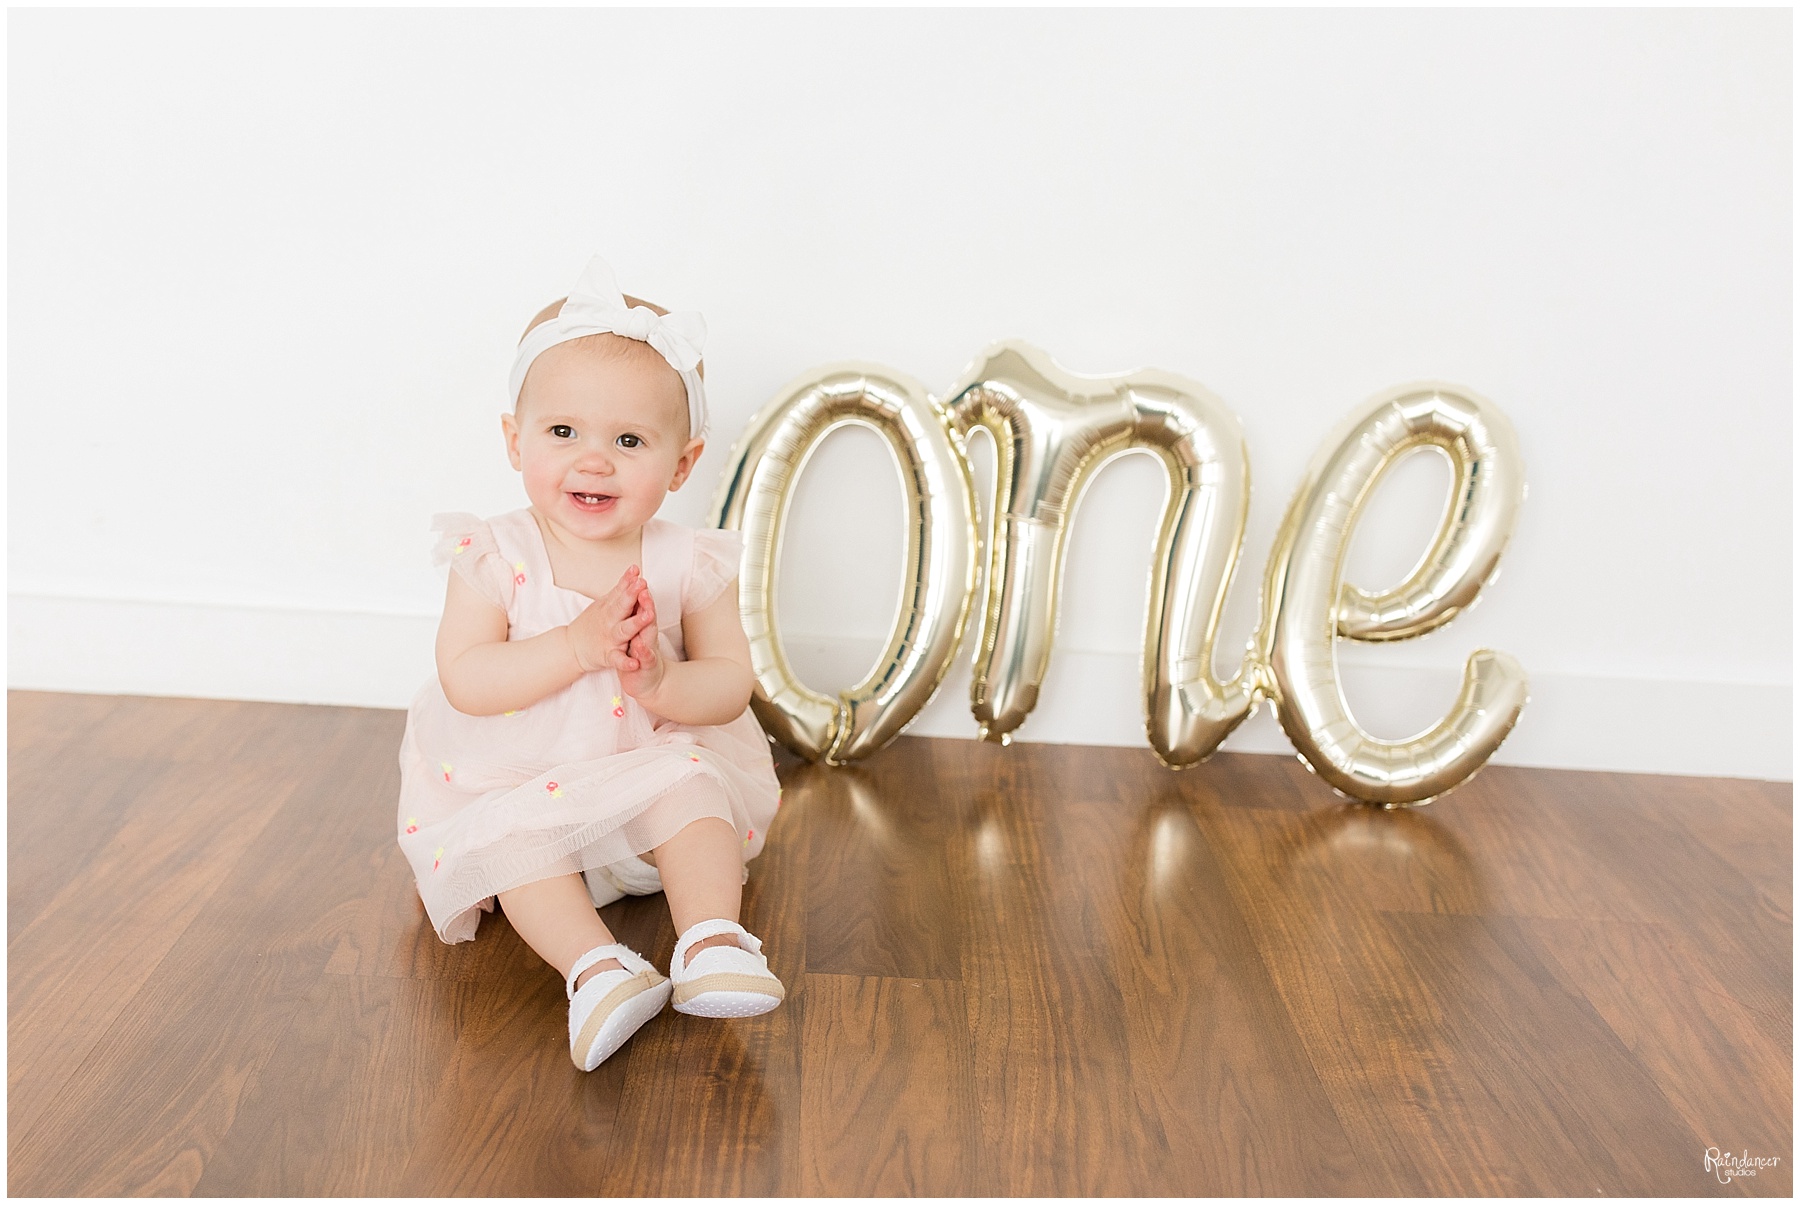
[687,527,745,613]
[430,513,513,613]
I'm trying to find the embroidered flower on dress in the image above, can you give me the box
[433,846,445,871]
[454,536,472,555]
[440,762,453,782]
[513,560,527,586]
[745,828,755,848]
[688,754,702,763]
[546,780,565,797]
[503,709,520,717]
[611,694,625,718]
[405,817,419,834]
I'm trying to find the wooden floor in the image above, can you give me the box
[7,690,1792,1196]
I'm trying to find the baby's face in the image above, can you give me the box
[502,337,703,549]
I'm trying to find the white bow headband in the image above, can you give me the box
[508,255,708,437]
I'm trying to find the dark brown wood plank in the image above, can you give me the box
[7,689,215,940]
[800,756,965,981]
[949,740,1181,1195]
[5,691,126,832]
[7,694,379,940]
[1190,799,1564,1195]
[1380,910,1715,1195]
[7,704,401,1195]
[798,973,975,1194]
[1519,769,1792,1035]
[7,688,123,749]
[1653,774,1791,898]
[1102,771,1370,1193]
[65,692,272,765]
[10,754,179,941]
[1270,760,1793,1042]
[195,973,477,1196]
[7,756,296,1145]
[1524,914,1793,1195]
[321,839,486,981]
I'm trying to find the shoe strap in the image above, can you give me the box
[567,943,647,1000]
[672,918,760,972]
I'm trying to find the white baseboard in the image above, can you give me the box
[8,593,1791,782]
[8,593,439,715]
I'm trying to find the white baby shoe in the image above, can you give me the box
[668,919,785,1018]
[566,943,671,1071]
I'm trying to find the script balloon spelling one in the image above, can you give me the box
[709,340,1529,807]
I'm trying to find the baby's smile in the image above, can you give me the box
[568,491,615,512]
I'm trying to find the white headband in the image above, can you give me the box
[508,254,708,437]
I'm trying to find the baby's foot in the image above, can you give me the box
[680,933,743,965]
[566,944,670,1070]
[669,919,784,1018]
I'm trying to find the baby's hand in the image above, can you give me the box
[567,566,654,675]
[617,590,666,701]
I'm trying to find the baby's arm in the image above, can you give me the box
[617,583,756,726]
[435,568,652,716]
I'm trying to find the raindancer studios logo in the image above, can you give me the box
[1704,1147,1781,1184]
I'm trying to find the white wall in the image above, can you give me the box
[10,8,1792,780]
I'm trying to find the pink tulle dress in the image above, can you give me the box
[396,510,782,944]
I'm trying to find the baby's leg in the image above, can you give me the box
[646,818,746,967]
[650,817,784,1016]
[497,873,622,989]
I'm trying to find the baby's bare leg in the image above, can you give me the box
[497,873,621,989]
[646,818,747,967]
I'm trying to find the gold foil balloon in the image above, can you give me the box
[710,364,977,765]
[712,341,1529,807]
[943,342,1258,765]
[1255,383,1530,806]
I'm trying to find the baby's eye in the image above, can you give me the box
[617,433,642,449]
[549,425,574,439]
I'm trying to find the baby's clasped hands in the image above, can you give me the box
[615,591,666,701]
[565,565,656,680]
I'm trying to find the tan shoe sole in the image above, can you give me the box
[572,971,669,1069]
[672,972,785,1017]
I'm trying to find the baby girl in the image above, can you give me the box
[396,255,784,1071]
